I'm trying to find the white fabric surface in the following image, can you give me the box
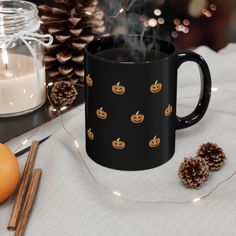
[1,44,236,236]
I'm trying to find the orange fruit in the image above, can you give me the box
[0,143,20,203]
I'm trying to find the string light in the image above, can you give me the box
[22,139,28,145]
[113,191,122,197]
[58,87,236,204]
[107,8,125,18]
[13,123,48,154]
[105,0,129,19]
[85,11,92,16]
[14,86,236,204]
[193,197,201,203]
[74,140,79,149]
[119,8,124,14]
[212,87,218,92]
[60,106,68,112]
[13,81,84,154]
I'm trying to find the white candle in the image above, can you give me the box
[0,54,46,116]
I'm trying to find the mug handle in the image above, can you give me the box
[175,51,212,130]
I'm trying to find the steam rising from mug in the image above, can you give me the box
[102,0,165,60]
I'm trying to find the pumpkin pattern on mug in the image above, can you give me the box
[130,111,145,124]
[112,138,126,150]
[87,128,95,140]
[148,136,160,148]
[86,74,93,87]
[165,104,173,117]
[96,107,108,120]
[112,82,126,95]
[150,80,162,93]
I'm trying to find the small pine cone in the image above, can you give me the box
[178,156,209,188]
[197,142,226,171]
[50,81,78,106]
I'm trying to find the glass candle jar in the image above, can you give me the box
[0,1,52,117]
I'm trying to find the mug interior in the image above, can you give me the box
[85,34,176,63]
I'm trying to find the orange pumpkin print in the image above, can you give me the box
[148,136,160,148]
[86,74,93,87]
[96,107,108,120]
[130,111,144,124]
[112,138,126,150]
[150,80,162,93]
[87,128,95,140]
[112,82,126,95]
[165,104,173,117]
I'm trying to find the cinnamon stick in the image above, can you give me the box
[8,141,39,231]
[15,169,42,236]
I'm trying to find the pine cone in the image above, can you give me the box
[178,156,209,188]
[39,0,105,84]
[50,81,78,106]
[197,142,226,172]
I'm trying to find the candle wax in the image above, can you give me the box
[0,54,46,116]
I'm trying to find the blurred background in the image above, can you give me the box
[101,0,236,51]
[33,0,236,51]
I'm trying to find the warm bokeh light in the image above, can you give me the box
[139,15,146,22]
[174,18,180,25]
[183,19,190,26]
[154,8,162,16]
[171,31,179,38]
[157,17,165,25]
[210,4,217,11]
[148,18,158,27]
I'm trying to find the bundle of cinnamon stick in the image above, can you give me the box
[8,141,42,236]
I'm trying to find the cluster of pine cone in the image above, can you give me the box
[178,142,226,189]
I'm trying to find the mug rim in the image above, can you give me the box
[84,34,177,64]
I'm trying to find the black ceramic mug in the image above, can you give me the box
[84,35,211,171]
